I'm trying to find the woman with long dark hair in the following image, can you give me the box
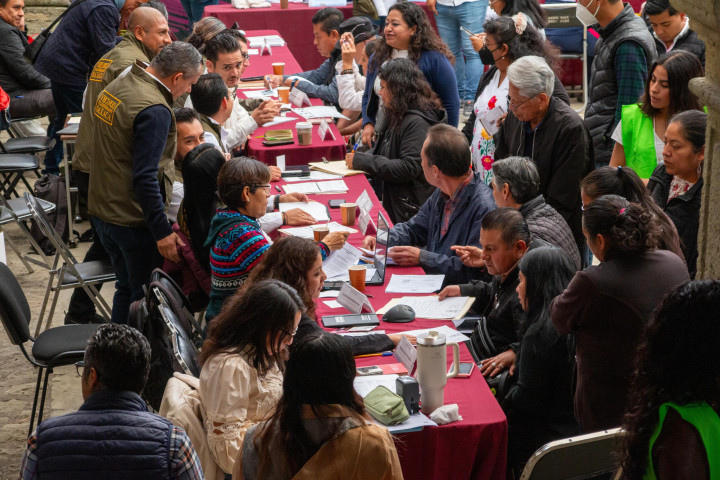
[610,51,703,179]
[621,280,720,480]
[504,247,579,471]
[361,0,459,145]
[647,110,706,279]
[244,236,409,355]
[347,58,446,223]
[490,0,548,33]
[235,333,404,480]
[462,15,565,183]
[550,195,689,432]
[580,165,684,263]
[198,279,305,475]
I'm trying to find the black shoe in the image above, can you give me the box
[64,313,106,325]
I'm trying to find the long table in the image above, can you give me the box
[274,171,507,480]
[239,30,347,166]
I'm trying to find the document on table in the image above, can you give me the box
[292,106,350,120]
[242,88,276,99]
[282,179,348,194]
[309,160,366,176]
[283,171,343,182]
[385,274,445,293]
[278,201,329,221]
[278,221,357,239]
[398,325,471,344]
[247,35,285,47]
[377,296,475,320]
[262,116,298,128]
[322,243,362,279]
[327,267,376,282]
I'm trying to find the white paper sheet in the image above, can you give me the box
[283,171,343,182]
[247,35,286,47]
[278,201,329,221]
[385,274,445,293]
[242,88,276,99]
[247,48,259,55]
[337,282,373,313]
[278,221,357,239]
[292,105,350,120]
[323,300,343,309]
[397,325,470,344]
[318,290,340,298]
[388,296,472,320]
[282,179,348,194]
[262,116,298,128]
[326,267,376,282]
[322,243,362,278]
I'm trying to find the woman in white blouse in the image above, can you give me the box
[197,279,304,474]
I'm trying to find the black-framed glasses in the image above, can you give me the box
[506,93,536,110]
[253,184,271,191]
[240,51,250,61]
[75,361,85,377]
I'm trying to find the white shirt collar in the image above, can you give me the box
[654,17,690,52]
[143,69,172,94]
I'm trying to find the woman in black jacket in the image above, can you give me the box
[647,110,706,279]
[505,247,579,472]
[346,58,446,223]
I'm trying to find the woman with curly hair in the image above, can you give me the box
[235,333,404,479]
[621,280,720,480]
[550,195,689,432]
[347,58,446,223]
[361,1,459,145]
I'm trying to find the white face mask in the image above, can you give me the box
[576,0,600,27]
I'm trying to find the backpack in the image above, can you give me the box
[129,269,204,410]
[29,174,78,255]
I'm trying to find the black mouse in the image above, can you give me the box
[382,304,415,323]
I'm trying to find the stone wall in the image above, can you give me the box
[670,0,720,279]
[23,0,69,35]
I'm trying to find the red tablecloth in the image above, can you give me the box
[238,30,348,166]
[274,172,508,480]
[204,3,437,71]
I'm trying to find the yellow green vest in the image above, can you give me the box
[645,401,720,479]
[621,104,659,179]
[199,113,227,153]
[88,63,176,228]
[73,32,156,174]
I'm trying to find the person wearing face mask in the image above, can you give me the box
[462,15,568,184]
[550,195,689,432]
[647,110,706,279]
[438,208,546,379]
[579,0,657,169]
[609,51,703,180]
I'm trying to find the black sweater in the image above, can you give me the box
[295,313,395,356]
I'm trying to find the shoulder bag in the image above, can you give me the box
[24,0,89,63]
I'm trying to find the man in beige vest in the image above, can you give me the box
[88,41,202,324]
[65,5,171,325]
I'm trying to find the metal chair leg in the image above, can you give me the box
[35,366,53,431]
[28,367,44,437]
[2,232,34,273]
[35,259,60,337]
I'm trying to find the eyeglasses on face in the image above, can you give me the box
[506,93,536,110]
[75,361,85,377]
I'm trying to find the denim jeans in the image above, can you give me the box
[434,0,488,102]
[178,0,219,29]
[47,81,84,174]
[93,217,162,324]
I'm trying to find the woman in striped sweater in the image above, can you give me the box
[204,158,347,320]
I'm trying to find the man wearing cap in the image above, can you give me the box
[264,7,345,108]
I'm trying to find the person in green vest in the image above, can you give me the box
[620,279,720,480]
[88,41,203,324]
[609,50,703,180]
[64,5,171,326]
[189,72,233,154]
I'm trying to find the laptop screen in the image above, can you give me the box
[374,211,390,282]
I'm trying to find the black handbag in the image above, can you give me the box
[24,0,88,63]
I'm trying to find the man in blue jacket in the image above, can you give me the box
[20,323,204,479]
[363,124,496,286]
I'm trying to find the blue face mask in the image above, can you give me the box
[115,0,126,11]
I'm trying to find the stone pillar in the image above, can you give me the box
[24,0,70,34]
[670,0,720,279]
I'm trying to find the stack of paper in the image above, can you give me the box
[292,106,350,120]
[283,171,343,182]
[385,274,445,293]
[278,201,329,221]
[246,35,285,47]
[377,296,475,320]
[278,221,357,239]
[282,179,348,194]
[309,160,365,176]
[322,243,362,279]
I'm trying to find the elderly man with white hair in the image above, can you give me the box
[494,55,593,258]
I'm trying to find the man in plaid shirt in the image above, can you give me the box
[19,324,204,479]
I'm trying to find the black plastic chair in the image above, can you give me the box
[0,261,99,436]
[0,194,56,272]
[0,153,39,198]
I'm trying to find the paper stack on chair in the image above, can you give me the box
[309,160,365,176]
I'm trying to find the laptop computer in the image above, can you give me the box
[366,210,390,286]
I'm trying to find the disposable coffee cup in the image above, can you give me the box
[296,122,312,146]
[273,62,285,75]
[313,226,329,242]
[348,265,367,292]
[277,86,290,103]
[340,203,357,226]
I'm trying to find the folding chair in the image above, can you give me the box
[541,3,589,113]
[0,153,39,198]
[0,194,56,272]
[0,261,99,436]
[519,428,625,480]
[24,192,115,337]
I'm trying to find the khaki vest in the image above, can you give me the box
[88,63,176,228]
[73,32,156,174]
[199,114,227,153]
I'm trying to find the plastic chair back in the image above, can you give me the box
[542,3,584,29]
[0,262,32,345]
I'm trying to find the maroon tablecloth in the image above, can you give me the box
[238,29,347,166]
[274,172,508,480]
[204,3,437,71]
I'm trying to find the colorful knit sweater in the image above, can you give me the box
[203,208,331,321]
[204,209,271,320]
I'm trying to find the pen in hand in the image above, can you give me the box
[275,186,281,193]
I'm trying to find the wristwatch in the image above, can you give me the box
[341,68,354,75]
